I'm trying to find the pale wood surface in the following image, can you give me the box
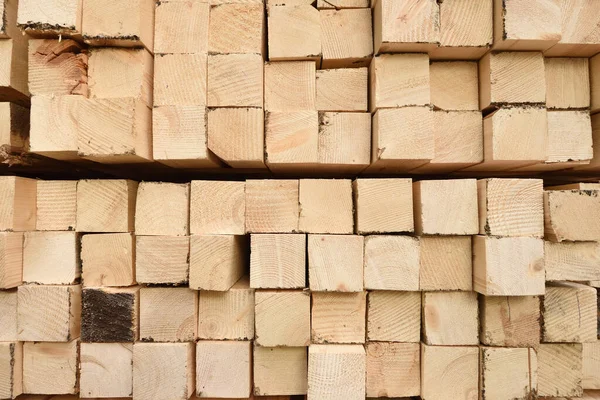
[209,3,264,54]
[136,236,189,285]
[545,190,600,242]
[0,289,17,341]
[133,343,194,400]
[307,345,366,400]
[190,181,245,235]
[189,235,247,291]
[316,68,368,112]
[207,53,263,107]
[0,342,21,399]
[583,342,600,390]
[480,295,541,347]
[250,234,306,289]
[154,1,209,55]
[311,291,366,344]
[198,277,254,340]
[18,0,82,36]
[420,344,479,400]
[430,61,479,111]
[23,231,79,284]
[422,291,478,345]
[299,179,353,234]
[546,241,600,282]
[0,176,36,231]
[317,112,371,171]
[366,342,420,398]
[544,0,600,57]
[80,343,133,398]
[364,235,419,291]
[254,347,308,396]
[196,341,251,399]
[81,233,135,287]
[480,347,535,400]
[538,343,583,397]
[0,232,24,289]
[543,282,597,343]
[367,291,420,342]
[255,290,310,347]
[320,8,372,68]
[545,110,593,164]
[419,236,472,291]
[317,0,368,7]
[353,178,413,234]
[265,111,318,169]
[545,57,590,109]
[0,35,30,100]
[473,236,545,296]
[135,182,189,236]
[478,178,544,237]
[154,53,207,106]
[592,54,600,114]
[23,340,78,395]
[245,180,299,233]
[264,61,316,112]
[437,0,492,54]
[308,234,364,292]
[0,101,29,153]
[36,180,77,231]
[18,284,80,342]
[29,95,80,159]
[140,287,197,342]
[267,5,321,61]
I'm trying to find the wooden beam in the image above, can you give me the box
[364,235,419,291]
[250,234,306,289]
[139,287,197,342]
[17,0,82,37]
[367,291,420,342]
[22,340,78,395]
[308,345,366,400]
[421,344,478,400]
[23,231,79,284]
[545,57,590,109]
[543,282,597,343]
[0,21,29,104]
[264,61,316,112]
[366,342,420,398]
[245,180,299,233]
[419,236,472,291]
[0,232,24,289]
[267,5,321,62]
[0,101,28,154]
[0,289,17,341]
[255,290,310,346]
[136,236,189,285]
[538,343,583,397]
[544,189,600,242]
[311,292,366,344]
[430,61,479,111]
[154,54,207,107]
[0,176,36,231]
[36,180,77,231]
[308,234,364,292]
[480,295,541,347]
[209,3,264,55]
[592,53,600,114]
[196,341,252,399]
[544,0,600,57]
[0,341,21,399]
[422,291,479,345]
[320,8,372,68]
[80,343,133,398]
[76,179,137,233]
[265,110,318,171]
[316,67,368,112]
[154,1,209,55]
[189,235,247,291]
[254,346,308,396]
[81,233,135,287]
[81,286,139,343]
[480,347,536,400]
[190,180,245,235]
[545,241,600,282]
[583,342,600,390]
[317,0,368,8]
[299,179,353,234]
[207,53,263,107]
[135,182,189,236]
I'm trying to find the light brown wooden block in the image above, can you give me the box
[353,179,413,235]
[135,182,189,236]
[473,236,545,296]
[209,3,264,54]
[0,36,29,103]
[136,236,189,285]
[0,232,23,289]
[0,341,22,399]
[28,39,87,97]
[17,0,82,37]
[308,234,363,292]
[82,0,155,50]
[538,343,583,397]
[80,343,133,398]
[154,1,209,55]
[245,180,299,233]
[543,282,597,343]
[369,54,430,112]
[478,178,544,237]
[140,287,197,342]
[88,47,153,107]
[196,341,251,399]
[430,62,479,111]
[320,8,372,68]
[0,176,36,232]
[77,98,153,163]
[420,344,478,400]
[546,241,600,282]
[23,340,78,395]
[267,5,321,62]
[207,107,265,168]
[577,114,600,171]
[265,111,318,169]
[316,68,368,112]
[422,291,478,345]
[255,290,310,347]
[592,54,600,114]
[18,284,80,342]
[583,342,600,389]
[413,179,478,235]
[299,179,353,234]
[23,231,79,284]
[547,183,600,190]
[207,53,263,107]
[81,233,135,287]
[0,289,17,341]
[190,180,245,235]
[264,61,316,112]
[480,347,536,400]
[366,342,419,398]
[493,0,561,51]
[373,0,440,53]
[0,102,28,153]
[479,52,546,109]
[536,110,593,167]
[133,342,194,400]
[29,95,80,160]
[36,180,77,231]
[317,111,371,172]
[308,344,365,400]
[254,346,308,396]
[250,234,306,289]
[367,291,420,342]
[545,58,590,109]
[76,179,137,233]
[543,0,600,57]
[364,236,419,291]
[154,53,206,106]
[311,292,365,344]
[465,107,548,171]
[480,295,541,347]
[431,0,492,59]
[419,236,472,291]
[317,0,368,8]
[189,235,247,291]
[545,190,600,242]
[370,107,434,172]
[198,277,254,340]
